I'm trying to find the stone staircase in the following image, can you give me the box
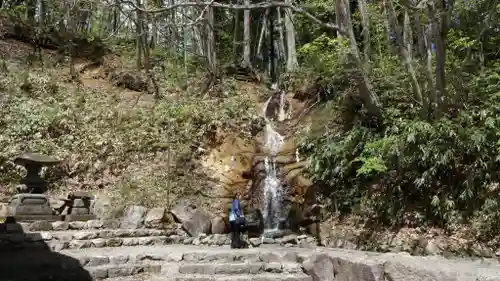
[3,220,500,281]
[2,244,313,281]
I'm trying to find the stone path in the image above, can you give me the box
[4,242,500,281]
[3,222,500,281]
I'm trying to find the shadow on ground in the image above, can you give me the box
[0,217,92,281]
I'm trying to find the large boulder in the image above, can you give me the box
[120,205,147,229]
[302,253,336,281]
[170,202,211,237]
[303,252,385,281]
[91,193,113,219]
[144,207,166,228]
[108,69,147,92]
[211,216,228,234]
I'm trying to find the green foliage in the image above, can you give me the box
[298,34,348,77]
[300,59,500,234]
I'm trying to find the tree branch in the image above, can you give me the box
[116,0,345,34]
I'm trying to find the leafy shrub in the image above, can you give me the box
[299,60,500,237]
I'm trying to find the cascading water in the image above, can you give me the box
[261,90,286,231]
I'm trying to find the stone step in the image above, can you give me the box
[87,262,304,280]
[1,245,310,267]
[0,245,309,280]
[0,228,191,250]
[1,228,173,241]
[0,260,306,281]
[103,273,312,281]
[60,245,311,265]
[161,274,313,281]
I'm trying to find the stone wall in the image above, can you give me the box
[320,224,497,259]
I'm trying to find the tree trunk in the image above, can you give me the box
[358,0,370,62]
[339,0,381,117]
[385,0,423,106]
[284,0,298,71]
[232,6,240,64]
[206,6,217,73]
[335,0,345,38]
[277,8,286,63]
[242,0,251,67]
[136,0,144,69]
[256,9,269,57]
[423,24,436,113]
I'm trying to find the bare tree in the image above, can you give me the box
[284,0,298,71]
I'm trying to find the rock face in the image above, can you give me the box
[120,205,147,229]
[170,202,211,237]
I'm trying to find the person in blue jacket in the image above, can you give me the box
[228,196,246,249]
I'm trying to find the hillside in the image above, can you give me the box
[1,0,500,258]
[0,39,261,214]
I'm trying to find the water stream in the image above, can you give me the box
[261,91,286,231]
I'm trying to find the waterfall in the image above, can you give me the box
[261,91,285,231]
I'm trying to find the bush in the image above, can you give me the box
[299,60,500,237]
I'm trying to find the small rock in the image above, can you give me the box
[201,234,212,244]
[211,216,227,234]
[144,207,166,228]
[114,229,133,237]
[279,234,298,245]
[73,231,98,240]
[69,221,87,230]
[138,237,154,245]
[283,263,302,273]
[122,238,139,246]
[87,220,104,229]
[69,240,91,249]
[249,237,262,247]
[211,234,227,246]
[120,205,147,229]
[425,240,441,256]
[87,256,110,267]
[169,235,183,244]
[102,219,121,229]
[110,255,129,264]
[262,237,275,244]
[192,237,201,246]
[264,263,283,273]
[260,252,282,262]
[52,221,69,231]
[98,230,113,238]
[29,220,52,231]
[92,238,106,247]
[183,237,194,245]
[106,238,123,247]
